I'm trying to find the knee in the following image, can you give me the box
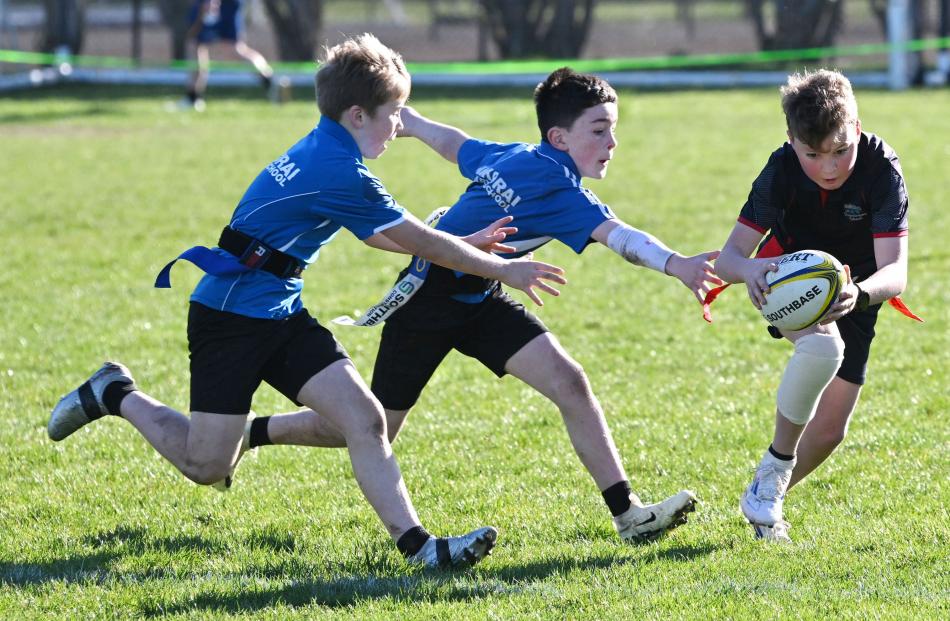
[814,423,848,451]
[341,405,387,443]
[182,457,232,486]
[548,360,593,406]
[365,409,386,439]
[777,333,845,426]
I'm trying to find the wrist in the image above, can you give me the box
[853,283,870,312]
[663,253,681,276]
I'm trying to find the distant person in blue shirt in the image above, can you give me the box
[182,0,274,110]
[47,34,565,569]
[239,67,724,545]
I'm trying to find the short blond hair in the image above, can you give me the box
[781,69,858,148]
[316,33,410,121]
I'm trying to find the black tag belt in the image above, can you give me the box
[218,226,304,279]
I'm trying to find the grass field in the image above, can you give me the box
[0,83,947,619]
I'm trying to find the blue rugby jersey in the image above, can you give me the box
[426,138,614,302]
[187,116,405,318]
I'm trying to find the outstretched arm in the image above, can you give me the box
[381,215,565,305]
[591,219,723,303]
[398,106,471,164]
[364,215,517,255]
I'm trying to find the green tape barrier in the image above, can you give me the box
[2,37,948,74]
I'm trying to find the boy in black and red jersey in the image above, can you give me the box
[713,69,917,541]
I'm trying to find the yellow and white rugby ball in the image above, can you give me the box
[759,250,846,331]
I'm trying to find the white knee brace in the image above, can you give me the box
[776,333,845,425]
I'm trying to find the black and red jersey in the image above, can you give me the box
[738,132,908,281]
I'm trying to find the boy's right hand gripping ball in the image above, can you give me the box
[759,250,846,331]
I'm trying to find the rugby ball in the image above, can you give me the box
[759,250,845,331]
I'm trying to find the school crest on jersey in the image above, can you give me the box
[842,203,866,222]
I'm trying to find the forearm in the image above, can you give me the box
[713,248,753,283]
[385,219,506,280]
[855,262,907,304]
[400,108,470,163]
[407,228,506,280]
[364,232,411,254]
[592,220,674,274]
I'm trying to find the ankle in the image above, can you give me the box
[396,526,431,558]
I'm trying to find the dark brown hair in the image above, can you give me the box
[781,69,858,148]
[534,67,617,141]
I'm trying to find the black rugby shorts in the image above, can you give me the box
[768,303,880,385]
[835,303,880,385]
[371,290,548,411]
[187,302,348,414]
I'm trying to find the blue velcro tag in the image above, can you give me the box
[154,246,251,288]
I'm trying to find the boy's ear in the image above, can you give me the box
[345,105,366,128]
[546,126,569,151]
[854,118,862,136]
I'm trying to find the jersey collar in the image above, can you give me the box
[537,140,581,179]
[317,116,363,161]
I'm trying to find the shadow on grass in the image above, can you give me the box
[133,543,721,615]
[1,524,720,613]
[0,525,297,586]
[0,104,117,125]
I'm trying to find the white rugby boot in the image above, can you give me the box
[740,452,795,527]
[613,490,698,543]
[751,518,792,543]
[408,526,497,569]
[48,362,135,441]
[211,417,254,492]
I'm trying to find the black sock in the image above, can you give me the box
[601,480,633,517]
[261,74,272,90]
[248,416,272,448]
[768,445,796,462]
[102,380,136,417]
[396,526,431,558]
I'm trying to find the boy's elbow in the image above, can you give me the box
[894,276,908,297]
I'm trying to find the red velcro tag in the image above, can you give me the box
[888,296,923,322]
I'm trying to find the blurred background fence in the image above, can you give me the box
[1,1,948,89]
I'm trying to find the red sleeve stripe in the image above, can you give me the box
[737,216,767,233]
[873,230,908,238]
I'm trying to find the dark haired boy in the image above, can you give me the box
[247,67,723,543]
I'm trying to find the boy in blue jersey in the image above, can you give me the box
[241,68,724,544]
[48,34,566,569]
[713,69,913,542]
[182,0,274,110]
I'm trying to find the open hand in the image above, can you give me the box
[462,215,518,254]
[501,252,566,306]
[666,250,725,303]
